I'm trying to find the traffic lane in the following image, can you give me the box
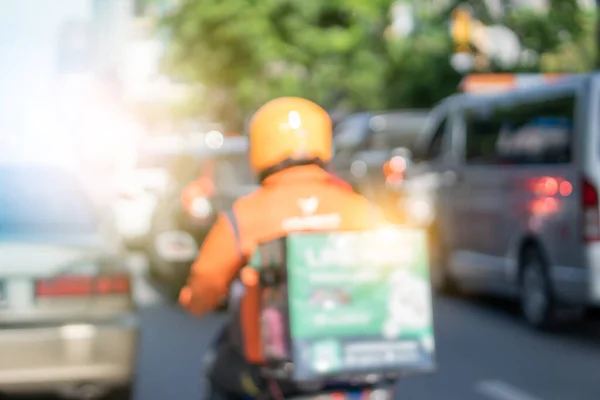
[395,295,600,400]
[130,252,225,400]
[135,296,600,400]
[0,306,225,400]
[134,306,227,400]
[5,295,599,400]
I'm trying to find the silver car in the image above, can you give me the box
[0,164,138,399]
[402,73,600,329]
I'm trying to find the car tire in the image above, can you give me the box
[519,246,556,330]
[147,209,197,302]
[429,225,458,296]
[103,384,133,400]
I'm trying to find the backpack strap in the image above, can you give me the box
[223,208,249,355]
[225,208,245,263]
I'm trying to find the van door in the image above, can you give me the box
[449,103,512,291]
[404,111,461,277]
[451,91,579,295]
[495,92,580,296]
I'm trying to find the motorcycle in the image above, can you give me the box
[204,322,397,400]
[253,380,396,400]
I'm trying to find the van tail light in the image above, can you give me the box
[36,274,131,297]
[582,178,600,242]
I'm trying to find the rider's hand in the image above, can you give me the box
[179,286,193,307]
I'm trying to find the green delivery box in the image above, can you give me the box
[253,227,436,383]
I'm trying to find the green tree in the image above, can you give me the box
[539,9,596,72]
[162,0,592,128]
[163,0,398,129]
[452,0,590,73]
[383,6,462,108]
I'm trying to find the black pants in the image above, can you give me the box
[204,340,307,400]
[204,339,266,400]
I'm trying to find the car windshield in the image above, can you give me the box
[0,166,97,234]
[333,114,371,151]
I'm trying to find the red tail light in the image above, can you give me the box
[531,177,559,196]
[383,156,407,185]
[36,274,131,297]
[181,177,215,211]
[582,178,600,242]
[118,190,136,200]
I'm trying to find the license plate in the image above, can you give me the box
[292,388,392,400]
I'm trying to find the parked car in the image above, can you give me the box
[111,134,214,251]
[0,163,137,399]
[332,110,429,222]
[146,137,257,301]
[402,73,600,328]
[111,158,169,251]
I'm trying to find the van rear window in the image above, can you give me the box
[465,96,575,165]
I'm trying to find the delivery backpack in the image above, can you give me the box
[244,227,437,386]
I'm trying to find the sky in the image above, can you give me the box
[0,0,142,189]
[0,0,92,143]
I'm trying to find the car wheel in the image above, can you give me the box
[429,226,458,296]
[147,229,197,302]
[520,247,555,330]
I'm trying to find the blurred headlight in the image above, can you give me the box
[190,197,212,219]
[205,130,224,149]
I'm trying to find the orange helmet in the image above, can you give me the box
[249,97,332,174]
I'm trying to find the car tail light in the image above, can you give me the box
[118,184,145,200]
[36,274,131,297]
[118,190,136,200]
[181,177,215,210]
[383,156,407,185]
[582,177,600,241]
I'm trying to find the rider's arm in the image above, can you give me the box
[179,213,243,316]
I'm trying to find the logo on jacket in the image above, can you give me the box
[282,196,341,231]
[298,196,319,215]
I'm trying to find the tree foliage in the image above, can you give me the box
[162,0,593,129]
[163,0,399,129]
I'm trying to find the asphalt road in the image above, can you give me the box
[10,255,600,400]
[132,298,600,400]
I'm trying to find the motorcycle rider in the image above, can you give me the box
[179,96,384,399]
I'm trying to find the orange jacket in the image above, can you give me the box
[179,164,383,362]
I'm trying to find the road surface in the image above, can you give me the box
[10,255,600,400]
[133,297,600,400]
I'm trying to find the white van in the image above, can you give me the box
[403,74,600,328]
